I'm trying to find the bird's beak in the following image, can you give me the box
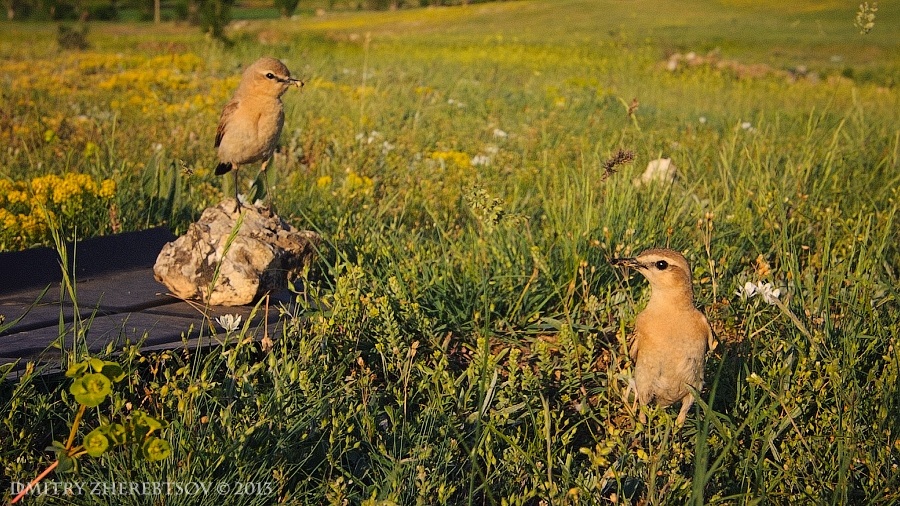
[610,257,641,268]
[290,78,304,89]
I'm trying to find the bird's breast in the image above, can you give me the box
[216,98,285,165]
[634,306,709,354]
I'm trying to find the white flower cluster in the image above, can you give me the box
[355,130,394,154]
[356,130,379,143]
[736,281,781,305]
[855,2,878,34]
[472,145,500,167]
[471,154,491,167]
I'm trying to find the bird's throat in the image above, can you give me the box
[647,286,695,312]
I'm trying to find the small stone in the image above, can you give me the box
[633,158,677,187]
[153,199,321,306]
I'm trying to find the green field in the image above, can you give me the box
[2,0,899,503]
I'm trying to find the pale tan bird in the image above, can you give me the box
[214,57,303,209]
[611,248,715,425]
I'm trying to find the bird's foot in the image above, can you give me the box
[225,197,242,214]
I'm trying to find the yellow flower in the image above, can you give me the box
[7,190,28,205]
[309,78,337,90]
[52,173,96,204]
[18,212,47,237]
[83,142,100,158]
[316,175,333,188]
[0,180,10,205]
[30,174,59,205]
[12,124,30,138]
[430,150,472,169]
[0,208,16,230]
[99,179,116,199]
[343,171,374,195]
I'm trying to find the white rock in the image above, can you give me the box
[633,158,677,187]
[153,200,321,306]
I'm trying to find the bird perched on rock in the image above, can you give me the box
[214,57,303,210]
[611,248,715,425]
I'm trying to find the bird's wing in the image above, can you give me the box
[698,311,717,352]
[215,100,240,148]
[629,330,641,360]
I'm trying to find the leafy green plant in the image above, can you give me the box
[56,24,89,50]
[10,358,170,504]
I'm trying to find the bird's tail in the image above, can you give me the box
[214,162,232,175]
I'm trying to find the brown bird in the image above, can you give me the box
[611,248,715,425]
[214,57,303,210]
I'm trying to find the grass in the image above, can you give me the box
[1,0,899,503]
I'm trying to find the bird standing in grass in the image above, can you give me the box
[611,248,715,425]
[214,57,303,210]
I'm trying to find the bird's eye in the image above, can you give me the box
[655,260,668,270]
[265,72,276,79]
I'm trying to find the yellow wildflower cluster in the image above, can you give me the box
[430,150,472,169]
[0,173,116,251]
[0,51,222,119]
[311,171,374,199]
[344,170,374,195]
[31,173,116,205]
[308,78,378,99]
[316,175,333,188]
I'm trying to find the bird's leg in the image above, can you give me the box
[624,377,641,417]
[675,393,694,426]
[232,167,241,212]
[260,158,274,212]
[632,376,649,424]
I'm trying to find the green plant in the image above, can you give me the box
[10,357,170,504]
[274,0,300,17]
[56,23,89,50]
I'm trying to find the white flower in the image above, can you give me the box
[736,281,781,305]
[699,116,707,124]
[736,281,758,300]
[741,121,752,130]
[381,141,395,154]
[356,131,383,145]
[758,282,781,304]
[447,98,466,108]
[471,154,491,166]
[492,128,508,138]
[215,314,242,333]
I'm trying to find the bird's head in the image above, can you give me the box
[240,57,304,98]
[610,248,694,301]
